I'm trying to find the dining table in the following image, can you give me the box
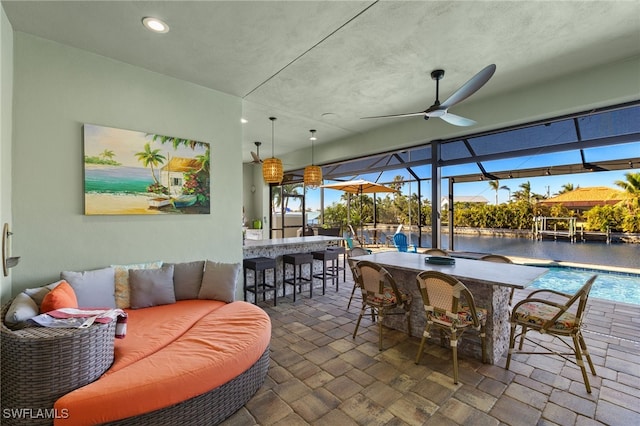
[349,251,549,364]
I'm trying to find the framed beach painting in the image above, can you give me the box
[84,124,210,215]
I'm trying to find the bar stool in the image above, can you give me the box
[312,249,339,295]
[243,257,277,306]
[326,246,346,283]
[282,253,314,301]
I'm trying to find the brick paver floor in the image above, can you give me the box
[222,262,640,425]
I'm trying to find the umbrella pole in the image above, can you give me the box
[347,193,351,236]
[359,188,364,241]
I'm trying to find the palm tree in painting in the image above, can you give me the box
[100,149,115,162]
[195,150,210,173]
[150,135,210,168]
[135,143,166,185]
[488,180,509,204]
[614,172,640,208]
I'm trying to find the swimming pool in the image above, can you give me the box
[529,266,640,305]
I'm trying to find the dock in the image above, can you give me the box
[533,216,611,243]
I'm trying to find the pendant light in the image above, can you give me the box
[262,117,283,184]
[303,129,323,189]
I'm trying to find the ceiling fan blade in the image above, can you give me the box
[251,151,262,163]
[440,113,477,127]
[361,111,425,119]
[440,64,496,109]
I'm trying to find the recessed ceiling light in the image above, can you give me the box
[142,17,169,34]
[240,118,248,124]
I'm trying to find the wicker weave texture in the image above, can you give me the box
[103,347,270,426]
[1,302,116,426]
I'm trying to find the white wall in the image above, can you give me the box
[11,33,243,294]
[0,5,13,303]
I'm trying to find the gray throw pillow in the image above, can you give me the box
[198,261,240,303]
[4,292,39,327]
[168,261,205,300]
[61,267,116,308]
[129,264,176,309]
[23,280,64,307]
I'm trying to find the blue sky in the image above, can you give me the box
[301,168,638,211]
[299,140,639,211]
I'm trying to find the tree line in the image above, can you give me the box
[314,172,640,233]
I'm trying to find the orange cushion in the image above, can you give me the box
[40,281,78,313]
[54,301,271,425]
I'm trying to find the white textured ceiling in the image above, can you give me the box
[3,0,640,162]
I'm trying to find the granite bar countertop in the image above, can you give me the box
[243,236,342,250]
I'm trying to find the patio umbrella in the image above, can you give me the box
[320,179,398,238]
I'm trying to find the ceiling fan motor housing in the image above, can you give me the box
[431,69,445,80]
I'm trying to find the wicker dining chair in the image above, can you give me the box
[346,247,371,310]
[479,254,515,305]
[505,274,598,393]
[421,248,449,256]
[352,261,412,351]
[414,270,487,384]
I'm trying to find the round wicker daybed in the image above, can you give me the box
[1,300,271,426]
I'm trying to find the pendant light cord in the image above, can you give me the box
[270,117,276,157]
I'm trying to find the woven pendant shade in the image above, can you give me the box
[262,116,283,184]
[304,165,322,189]
[263,157,283,184]
[304,129,322,189]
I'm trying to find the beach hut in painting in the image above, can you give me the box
[161,157,202,195]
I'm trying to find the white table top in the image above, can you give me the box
[351,251,547,289]
[243,235,342,249]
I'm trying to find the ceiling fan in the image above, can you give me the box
[250,141,263,164]
[361,64,496,126]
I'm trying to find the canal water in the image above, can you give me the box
[419,234,640,269]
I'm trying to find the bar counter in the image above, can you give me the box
[350,251,548,363]
[243,236,342,258]
[242,236,343,292]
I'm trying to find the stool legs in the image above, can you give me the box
[243,267,276,306]
[312,252,339,295]
[282,254,313,301]
[243,257,277,306]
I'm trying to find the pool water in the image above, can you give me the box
[530,267,640,305]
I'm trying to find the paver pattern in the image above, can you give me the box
[223,259,640,425]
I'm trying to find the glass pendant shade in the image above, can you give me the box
[263,117,283,184]
[263,157,283,184]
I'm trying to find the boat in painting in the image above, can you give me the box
[148,196,172,208]
[172,194,197,208]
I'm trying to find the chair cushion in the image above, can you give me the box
[429,306,487,327]
[365,287,410,307]
[513,302,577,330]
[366,287,397,306]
